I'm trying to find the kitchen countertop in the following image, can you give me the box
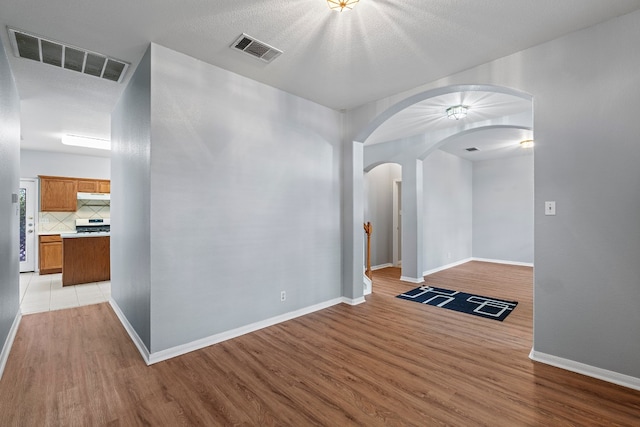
[60,232,110,238]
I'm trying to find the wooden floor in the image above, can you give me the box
[2,261,640,426]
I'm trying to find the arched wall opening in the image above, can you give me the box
[347,84,534,299]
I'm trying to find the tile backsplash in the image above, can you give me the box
[39,200,110,233]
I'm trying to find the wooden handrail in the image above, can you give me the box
[364,222,373,280]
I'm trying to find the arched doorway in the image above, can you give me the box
[347,84,534,300]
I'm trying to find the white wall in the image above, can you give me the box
[111,47,152,350]
[0,37,21,378]
[423,150,472,272]
[473,154,533,263]
[20,150,110,179]
[364,163,401,267]
[347,10,640,381]
[112,44,343,355]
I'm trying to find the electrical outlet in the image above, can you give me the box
[280,291,286,302]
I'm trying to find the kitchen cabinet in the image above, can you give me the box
[62,235,110,286]
[77,179,98,192]
[40,176,111,212]
[39,176,78,212]
[97,180,110,193]
[39,234,62,274]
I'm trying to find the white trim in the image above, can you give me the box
[423,258,473,277]
[363,274,372,296]
[372,263,393,271]
[471,257,534,268]
[400,276,424,284]
[529,349,640,392]
[109,298,151,365]
[342,296,366,306]
[392,179,402,267]
[0,311,22,380]
[145,297,347,365]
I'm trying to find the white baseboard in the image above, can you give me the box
[471,257,534,267]
[423,258,473,277]
[109,298,151,365]
[342,296,366,306]
[529,349,640,392]
[145,297,348,365]
[400,276,424,284]
[0,311,22,380]
[362,274,372,296]
[372,263,393,271]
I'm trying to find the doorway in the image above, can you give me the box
[392,179,402,267]
[19,179,36,273]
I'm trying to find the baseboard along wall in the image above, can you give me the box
[111,296,357,365]
[529,349,640,392]
[0,312,22,380]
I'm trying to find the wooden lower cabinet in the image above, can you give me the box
[62,236,110,286]
[39,235,62,274]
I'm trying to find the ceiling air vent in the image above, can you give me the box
[231,33,283,63]
[7,27,130,83]
[465,147,480,152]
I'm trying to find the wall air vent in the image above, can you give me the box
[7,27,130,83]
[465,147,480,152]
[231,33,283,63]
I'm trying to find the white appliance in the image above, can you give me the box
[77,192,110,201]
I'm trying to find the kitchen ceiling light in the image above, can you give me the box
[520,139,535,148]
[62,135,110,150]
[327,0,359,12]
[446,105,468,120]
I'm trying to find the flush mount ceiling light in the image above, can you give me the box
[520,139,535,148]
[327,0,359,12]
[446,105,468,120]
[62,135,110,150]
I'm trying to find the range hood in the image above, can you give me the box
[77,192,110,201]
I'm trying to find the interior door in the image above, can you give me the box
[19,179,37,272]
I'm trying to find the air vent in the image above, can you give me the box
[465,147,480,152]
[231,33,283,63]
[7,27,130,83]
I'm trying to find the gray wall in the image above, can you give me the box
[20,150,110,179]
[423,150,472,271]
[111,47,152,349]
[364,163,401,266]
[112,44,343,353]
[347,10,640,379]
[473,154,533,263]
[0,38,20,371]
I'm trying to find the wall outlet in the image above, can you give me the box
[41,217,49,223]
[280,291,286,302]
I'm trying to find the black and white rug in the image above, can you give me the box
[397,286,518,322]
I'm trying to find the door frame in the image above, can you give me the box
[19,179,37,273]
[392,179,402,267]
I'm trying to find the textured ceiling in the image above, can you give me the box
[2,0,640,156]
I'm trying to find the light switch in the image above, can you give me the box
[545,201,556,216]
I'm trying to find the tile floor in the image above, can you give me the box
[20,272,111,315]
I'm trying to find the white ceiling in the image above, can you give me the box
[2,0,640,158]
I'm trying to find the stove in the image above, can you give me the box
[75,218,110,233]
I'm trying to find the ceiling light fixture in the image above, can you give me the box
[520,139,534,148]
[327,0,359,12]
[62,134,111,150]
[446,105,468,120]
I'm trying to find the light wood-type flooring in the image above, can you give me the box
[2,261,640,425]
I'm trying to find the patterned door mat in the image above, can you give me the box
[397,286,518,321]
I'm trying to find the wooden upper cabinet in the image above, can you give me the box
[77,179,98,192]
[39,176,78,212]
[97,180,110,193]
